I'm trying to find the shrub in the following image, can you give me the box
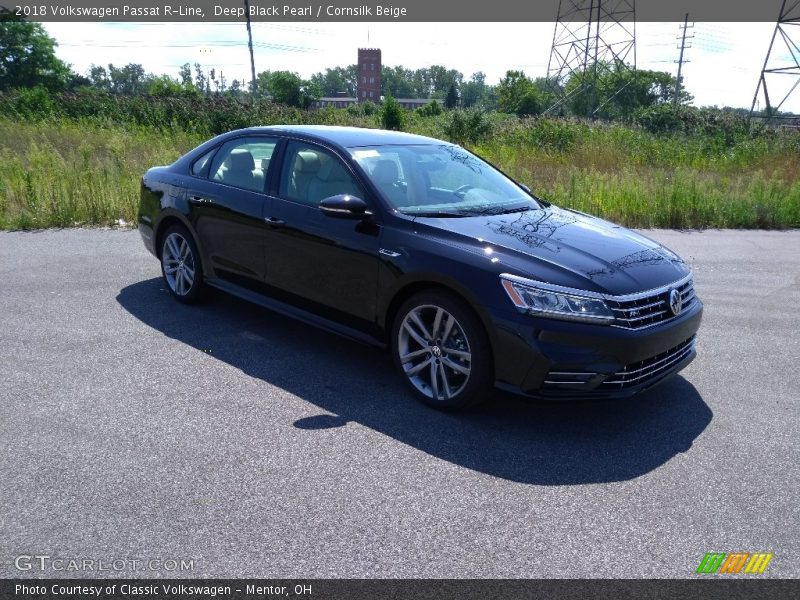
[361,100,379,116]
[442,108,493,145]
[381,95,404,131]
[417,99,443,117]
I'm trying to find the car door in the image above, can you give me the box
[263,140,382,323]
[186,136,279,288]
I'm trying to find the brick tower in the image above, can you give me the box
[357,48,381,103]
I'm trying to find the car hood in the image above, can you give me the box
[413,206,691,296]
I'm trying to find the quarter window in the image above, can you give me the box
[191,148,216,177]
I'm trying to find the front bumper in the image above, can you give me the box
[489,299,703,399]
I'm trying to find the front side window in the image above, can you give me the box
[208,137,278,192]
[351,144,541,217]
[279,142,364,207]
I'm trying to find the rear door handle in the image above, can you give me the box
[264,216,286,226]
[189,195,210,204]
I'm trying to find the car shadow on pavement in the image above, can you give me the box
[118,278,712,486]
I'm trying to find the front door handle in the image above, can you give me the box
[189,195,210,204]
[264,216,286,226]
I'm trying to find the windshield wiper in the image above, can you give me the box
[495,206,533,214]
[410,211,469,218]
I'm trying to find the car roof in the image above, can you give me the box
[241,125,443,148]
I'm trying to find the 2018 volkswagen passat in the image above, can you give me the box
[138,125,702,410]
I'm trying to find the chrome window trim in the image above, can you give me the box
[499,271,694,303]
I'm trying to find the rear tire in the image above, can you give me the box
[160,224,204,304]
[392,291,493,410]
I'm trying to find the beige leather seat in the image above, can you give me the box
[307,158,361,205]
[221,149,263,192]
[289,151,321,202]
[370,159,406,205]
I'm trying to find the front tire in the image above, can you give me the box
[392,291,493,410]
[160,224,204,304]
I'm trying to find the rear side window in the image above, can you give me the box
[207,137,278,193]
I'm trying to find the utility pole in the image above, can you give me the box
[199,47,212,97]
[674,13,693,107]
[244,0,257,102]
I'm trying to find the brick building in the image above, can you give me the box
[357,48,381,103]
[316,47,430,109]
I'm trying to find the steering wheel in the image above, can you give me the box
[453,184,474,199]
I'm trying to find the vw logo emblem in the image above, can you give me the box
[668,289,682,316]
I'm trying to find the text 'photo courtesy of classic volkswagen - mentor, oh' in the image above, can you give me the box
[138,125,703,410]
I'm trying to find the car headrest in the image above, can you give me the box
[316,157,351,182]
[294,151,321,174]
[371,160,399,184]
[228,148,255,172]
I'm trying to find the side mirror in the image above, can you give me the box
[319,194,370,219]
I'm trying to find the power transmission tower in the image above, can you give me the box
[544,0,637,117]
[750,0,800,126]
[673,14,693,107]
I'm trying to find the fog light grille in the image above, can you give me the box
[601,335,696,389]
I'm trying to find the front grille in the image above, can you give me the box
[601,335,696,389]
[608,277,697,330]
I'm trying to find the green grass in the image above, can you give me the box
[0,120,202,229]
[1,109,798,230]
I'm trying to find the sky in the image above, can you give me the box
[43,20,800,112]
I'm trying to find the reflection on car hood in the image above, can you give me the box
[414,206,691,296]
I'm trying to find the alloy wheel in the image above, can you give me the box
[162,232,196,296]
[397,304,472,402]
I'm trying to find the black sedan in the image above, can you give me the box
[138,125,702,410]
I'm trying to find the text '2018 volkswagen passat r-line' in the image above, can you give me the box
[138,125,702,410]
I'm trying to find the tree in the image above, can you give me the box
[309,66,357,97]
[381,95,404,131]
[0,9,72,91]
[107,63,147,95]
[381,65,415,98]
[564,61,690,119]
[461,71,488,108]
[88,64,111,91]
[256,70,317,108]
[267,71,301,106]
[147,74,198,97]
[194,63,208,95]
[516,91,542,117]
[444,83,459,109]
[178,63,192,86]
[496,70,541,117]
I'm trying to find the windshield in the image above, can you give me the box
[350,144,541,217]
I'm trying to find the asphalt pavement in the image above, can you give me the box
[0,228,798,578]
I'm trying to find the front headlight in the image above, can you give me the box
[500,274,614,324]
